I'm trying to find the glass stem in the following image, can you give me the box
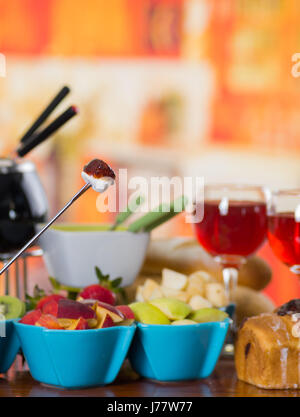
[222,267,238,302]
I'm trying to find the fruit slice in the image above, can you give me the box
[87,318,98,328]
[129,302,170,325]
[36,294,65,312]
[95,301,124,323]
[35,314,64,329]
[204,283,228,308]
[19,309,42,325]
[57,299,96,320]
[189,270,213,283]
[162,269,188,291]
[188,295,212,310]
[78,284,116,305]
[161,287,189,302]
[142,279,163,301]
[171,319,198,325]
[42,299,60,316]
[186,272,209,298]
[150,298,192,320]
[66,317,89,330]
[96,312,115,329]
[0,296,26,320]
[57,318,76,329]
[188,308,228,323]
[116,305,135,325]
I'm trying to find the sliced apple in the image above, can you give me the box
[67,317,89,330]
[205,283,228,307]
[171,319,198,325]
[189,270,213,283]
[136,286,145,302]
[95,301,124,323]
[142,279,161,300]
[129,302,170,324]
[95,312,115,328]
[188,295,212,310]
[161,287,189,302]
[162,269,188,291]
[116,305,135,325]
[57,299,96,320]
[189,308,228,323]
[186,271,210,298]
[150,298,192,320]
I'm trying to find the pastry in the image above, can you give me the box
[235,299,300,389]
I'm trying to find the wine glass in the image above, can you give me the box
[268,189,300,276]
[194,184,268,300]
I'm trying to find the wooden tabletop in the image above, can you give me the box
[1,357,300,397]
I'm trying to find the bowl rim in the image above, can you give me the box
[37,223,150,237]
[14,321,136,334]
[0,318,21,323]
[136,318,232,329]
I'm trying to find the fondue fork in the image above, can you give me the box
[0,183,91,275]
[0,158,116,275]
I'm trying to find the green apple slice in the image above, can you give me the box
[150,298,192,320]
[129,302,170,324]
[171,319,198,325]
[188,308,228,323]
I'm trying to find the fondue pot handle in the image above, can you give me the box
[20,86,70,144]
[17,105,78,157]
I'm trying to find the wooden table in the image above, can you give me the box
[0,358,299,397]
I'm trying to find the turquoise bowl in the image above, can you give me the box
[0,319,20,373]
[14,322,136,389]
[129,319,230,382]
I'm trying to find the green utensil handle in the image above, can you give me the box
[110,195,145,230]
[128,195,188,233]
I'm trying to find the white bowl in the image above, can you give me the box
[37,224,150,288]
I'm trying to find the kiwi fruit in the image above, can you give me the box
[0,296,25,320]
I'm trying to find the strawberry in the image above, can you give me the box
[79,285,116,305]
[42,299,59,316]
[36,294,65,312]
[19,309,42,325]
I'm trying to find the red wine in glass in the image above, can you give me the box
[195,200,267,260]
[268,213,300,270]
[267,190,300,275]
[194,185,268,299]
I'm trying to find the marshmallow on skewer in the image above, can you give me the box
[81,158,115,192]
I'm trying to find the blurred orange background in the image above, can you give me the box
[1,0,300,304]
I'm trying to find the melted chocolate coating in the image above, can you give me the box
[276,299,300,316]
[83,159,115,180]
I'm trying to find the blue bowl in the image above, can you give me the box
[14,322,136,389]
[129,319,230,382]
[0,319,21,373]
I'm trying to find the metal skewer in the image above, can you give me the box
[0,183,91,275]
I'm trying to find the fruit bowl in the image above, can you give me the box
[37,224,150,288]
[0,319,21,373]
[128,319,230,382]
[14,322,136,389]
